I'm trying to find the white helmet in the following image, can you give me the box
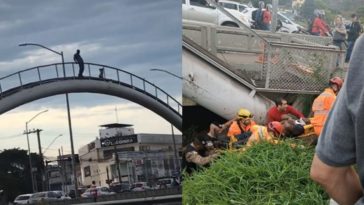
[259,1,265,9]
[266,4,272,10]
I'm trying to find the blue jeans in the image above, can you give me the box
[345,40,355,63]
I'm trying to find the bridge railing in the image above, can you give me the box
[0,63,182,116]
[183,22,346,94]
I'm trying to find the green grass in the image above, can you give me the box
[182,140,329,205]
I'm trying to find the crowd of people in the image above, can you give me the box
[306,10,363,63]
[251,1,363,64]
[182,76,344,175]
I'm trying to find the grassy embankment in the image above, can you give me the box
[183,140,329,205]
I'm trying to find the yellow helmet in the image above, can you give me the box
[237,108,252,119]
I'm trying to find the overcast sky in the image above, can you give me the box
[0,0,182,159]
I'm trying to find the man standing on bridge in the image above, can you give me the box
[74,49,84,77]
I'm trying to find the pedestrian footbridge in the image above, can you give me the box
[0,62,182,131]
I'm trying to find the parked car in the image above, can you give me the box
[13,194,32,205]
[218,0,250,12]
[155,177,180,189]
[131,182,153,192]
[80,187,115,198]
[68,188,87,198]
[182,0,247,27]
[28,191,70,204]
[217,0,251,27]
[109,182,131,193]
[216,0,251,27]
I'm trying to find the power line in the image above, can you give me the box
[0,133,23,140]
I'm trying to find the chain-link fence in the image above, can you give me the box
[261,42,344,92]
[183,22,345,94]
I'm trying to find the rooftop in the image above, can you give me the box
[99,123,133,128]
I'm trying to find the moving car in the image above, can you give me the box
[13,194,32,205]
[28,191,70,204]
[109,182,131,193]
[131,182,153,192]
[182,0,248,27]
[80,187,115,198]
[155,177,180,189]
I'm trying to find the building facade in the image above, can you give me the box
[78,124,182,187]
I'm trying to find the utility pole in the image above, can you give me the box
[24,128,43,192]
[35,129,45,191]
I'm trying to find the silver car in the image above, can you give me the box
[28,191,70,204]
[13,194,32,205]
[81,187,115,198]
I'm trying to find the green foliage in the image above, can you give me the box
[183,141,329,205]
[357,7,364,18]
[0,148,43,201]
[300,0,315,19]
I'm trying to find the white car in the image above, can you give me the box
[217,0,251,26]
[241,7,302,33]
[13,194,32,205]
[218,0,250,12]
[182,0,247,27]
[81,187,115,198]
[131,182,153,192]
[28,191,70,204]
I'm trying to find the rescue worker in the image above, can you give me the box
[182,136,219,175]
[203,118,239,149]
[310,77,343,136]
[245,121,284,147]
[266,98,305,124]
[227,108,256,146]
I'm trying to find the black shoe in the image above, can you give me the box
[78,75,84,78]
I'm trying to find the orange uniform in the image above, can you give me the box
[310,88,337,136]
[246,125,273,146]
[227,120,256,143]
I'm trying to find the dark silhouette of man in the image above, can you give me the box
[74,49,84,77]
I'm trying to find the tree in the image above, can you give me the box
[0,148,43,202]
[300,0,316,19]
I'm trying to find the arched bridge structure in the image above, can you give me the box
[0,62,182,131]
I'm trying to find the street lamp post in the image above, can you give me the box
[19,43,78,198]
[25,109,48,193]
[150,68,183,80]
[170,125,180,171]
[42,134,63,155]
[149,68,181,173]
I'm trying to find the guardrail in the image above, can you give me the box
[0,62,182,116]
[49,187,181,205]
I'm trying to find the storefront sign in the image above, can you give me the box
[100,135,138,147]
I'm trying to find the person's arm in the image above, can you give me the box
[336,24,347,35]
[185,151,217,166]
[220,117,237,131]
[317,19,329,34]
[287,105,304,119]
[311,155,362,205]
[73,55,78,63]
